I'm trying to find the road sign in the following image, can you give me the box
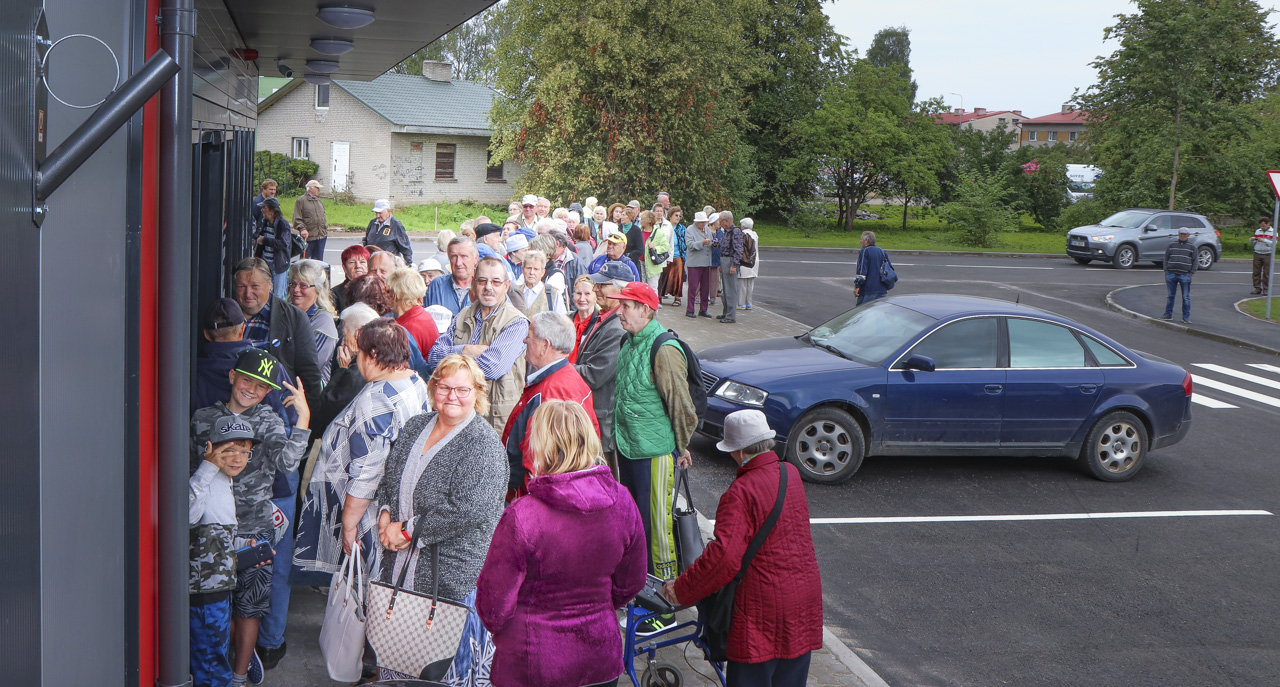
[1267,170,1280,200]
[1268,172,1279,319]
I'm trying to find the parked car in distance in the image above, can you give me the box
[1066,208,1221,270]
[697,295,1193,484]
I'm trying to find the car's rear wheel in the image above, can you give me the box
[786,407,865,484]
[1197,246,1215,270]
[1080,411,1148,482]
[1113,245,1136,269]
[1072,257,1092,265]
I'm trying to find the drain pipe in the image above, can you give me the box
[157,1,195,686]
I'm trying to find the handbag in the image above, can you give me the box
[879,250,898,289]
[365,522,470,679]
[319,544,367,682]
[671,466,705,573]
[291,231,308,258]
[697,462,787,663]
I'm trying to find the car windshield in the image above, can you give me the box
[1097,210,1153,229]
[804,302,936,366]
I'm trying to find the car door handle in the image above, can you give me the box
[984,384,1003,394]
[1079,384,1098,394]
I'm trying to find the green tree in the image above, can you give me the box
[740,0,847,217]
[883,96,957,229]
[940,171,1019,248]
[390,2,512,85]
[866,26,917,102]
[936,123,1019,204]
[488,0,761,209]
[1008,146,1069,228]
[1075,0,1280,211]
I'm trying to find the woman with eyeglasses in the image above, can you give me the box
[373,353,509,681]
[287,259,339,385]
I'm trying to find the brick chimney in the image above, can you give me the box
[422,61,452,83]
[973,107,987,115]
[1061,103,1072,114]
[1012,110,1022,115]
[954,108,965,115]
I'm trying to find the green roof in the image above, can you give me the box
[335,73,499,134]
[258,77,292,101]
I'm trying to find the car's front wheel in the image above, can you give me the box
[786,407,865,484]
[1113,245,1136,269]
[1072,257,1092,265]
[1080,411,1148,481]
[1197,246,1215,270]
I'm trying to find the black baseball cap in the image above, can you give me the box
[588,261,636,284]
[211,414,259,444]
[204,297,246,330]
[475,222,503,239]
[233,349,283,390]
[257,196,281,210]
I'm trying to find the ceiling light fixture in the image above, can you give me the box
[316,5,375,30]
[305,60,340,74]
[310,38,354,55]
[303,73,331,85]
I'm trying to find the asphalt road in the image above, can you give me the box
[687,248,1280,687]
[324,237,1280,686]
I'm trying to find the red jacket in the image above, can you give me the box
[673,452,822,663]
[502,359,600,501]
[396,306,439,355]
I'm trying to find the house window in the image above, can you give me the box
[486,149,504,182]
[315,84,330,109]
[435,143,456,180]
[1069,131,1079,142]
[998,118,1006,124]
[1012,119,1020,124]
[1049,131,1058,142]
[291,137,310,159]
[1028,131,1038,141]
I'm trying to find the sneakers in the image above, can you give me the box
[685,312,697,318]
[1183,319,1192,324]
[1158,314,1173,321]
[634,614,675,637]
[256,642,286,670]
[247,648,264,685]
[698,311,712,318]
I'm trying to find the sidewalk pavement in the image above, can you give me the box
[1107,282,1280,356]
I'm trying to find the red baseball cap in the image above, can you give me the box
[613,282,660,310]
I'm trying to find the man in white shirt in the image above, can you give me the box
[517,249,568,315]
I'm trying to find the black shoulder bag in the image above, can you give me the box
[696,462,788,663]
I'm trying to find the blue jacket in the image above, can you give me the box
[587,254,641,281]
[425,274,473,315]
[855,245,890,295]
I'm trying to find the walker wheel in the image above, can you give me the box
[641,661,682,687]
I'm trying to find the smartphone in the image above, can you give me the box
[235,541,274,572]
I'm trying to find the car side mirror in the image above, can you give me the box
[1144,225,1158,233]
[901,354,935,372]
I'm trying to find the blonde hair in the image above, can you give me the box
[528,400,602,476]
[387,267,427,311]
[640,210,655,229]
[436,229,456,253]
[289,259,336,314]
[428,354,490,416]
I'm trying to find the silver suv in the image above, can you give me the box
[1066,208,1221,270]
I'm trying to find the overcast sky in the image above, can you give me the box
[823,0,1142,118]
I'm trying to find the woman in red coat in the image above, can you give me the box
[665,409,823,686]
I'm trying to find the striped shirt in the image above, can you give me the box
[244,302,271,345]
[427,304,530,381]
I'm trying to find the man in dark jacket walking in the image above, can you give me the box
[854,230,891,305]
[362,199,412,264]
[233,257,323,409]
[1161,229,1197,324]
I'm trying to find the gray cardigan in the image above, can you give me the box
[375,411,509,599]
[573,309,627,452]
[684,223,712,268]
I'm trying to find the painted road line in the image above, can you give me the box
[1247,363,1280,376]
[767,260,915,266]
[1192,363,1280,391]
[1191,394,1238,409]
[943,264,1054,270]
[1191,375,1280,407]
[801,510,1272,525]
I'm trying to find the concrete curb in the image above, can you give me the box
[1234,296,1280,328]
[692,512,890,686]
[1105,285,1280,356]
[760,245,1252,263]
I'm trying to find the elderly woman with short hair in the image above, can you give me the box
[375,353,509,681]
[333,245,370,312]
[477,400,647,687]
[293,318,431,575]
[387,267,438,354]
[287,259,339,384]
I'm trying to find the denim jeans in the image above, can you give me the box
[1163,272,1192,320]
[257,467,299,650]
[271,270,289,300]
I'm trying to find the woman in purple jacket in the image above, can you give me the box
[476,400,648,687]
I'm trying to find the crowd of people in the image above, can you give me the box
[186,181,822,687]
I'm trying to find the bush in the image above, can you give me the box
[253,151,318,195]
[1057,198,1112,232]
[939,173,1020,248]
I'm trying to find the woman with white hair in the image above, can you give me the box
[287,259,339,384]
[737,217,759,310]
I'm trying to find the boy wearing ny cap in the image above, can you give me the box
[189,415,255,687]
[190,348,311,686]
[362,199,412,265]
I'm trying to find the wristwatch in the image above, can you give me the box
[400,520,411,541]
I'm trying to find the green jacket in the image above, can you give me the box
[643,223,673,276]
[614,319,681,458]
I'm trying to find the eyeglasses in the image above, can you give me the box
[287,281,316,291]
[474,277,507,286]
[434,383,474,399]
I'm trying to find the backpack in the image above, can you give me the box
[740,231,757,269]
[648,330,708,430]
[879,249,897,289]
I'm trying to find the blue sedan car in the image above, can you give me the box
[698,295,1193,483]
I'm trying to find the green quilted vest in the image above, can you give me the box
[614,318,680,459]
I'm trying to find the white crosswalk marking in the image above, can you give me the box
[1191,394,1237,409]
[1191,364,1280,391]
[1247,364,1280,376]
[1191,374,1280,408]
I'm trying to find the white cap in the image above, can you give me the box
[692,211,708,223]
[521,194,537,205]
[305,179,322,189]
[506,234,529,253]
[716,409,776,453]
[416,258,443,273]
[372,199,391,212]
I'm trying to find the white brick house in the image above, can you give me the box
[256,62,522,205]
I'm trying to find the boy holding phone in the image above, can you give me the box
[188,415,255,687]
[191,349,310,685]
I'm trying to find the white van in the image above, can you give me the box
[1066,164,1102,203]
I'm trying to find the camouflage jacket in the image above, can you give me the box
[191,401,311,536]
[188,461,237,594]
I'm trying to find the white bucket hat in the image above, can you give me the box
[692,211,708,223]
[716,409,776,453]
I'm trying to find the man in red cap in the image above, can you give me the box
[611,282,697,634]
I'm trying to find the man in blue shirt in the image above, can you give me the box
[425,236,477,315]
[588,226,641,281]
